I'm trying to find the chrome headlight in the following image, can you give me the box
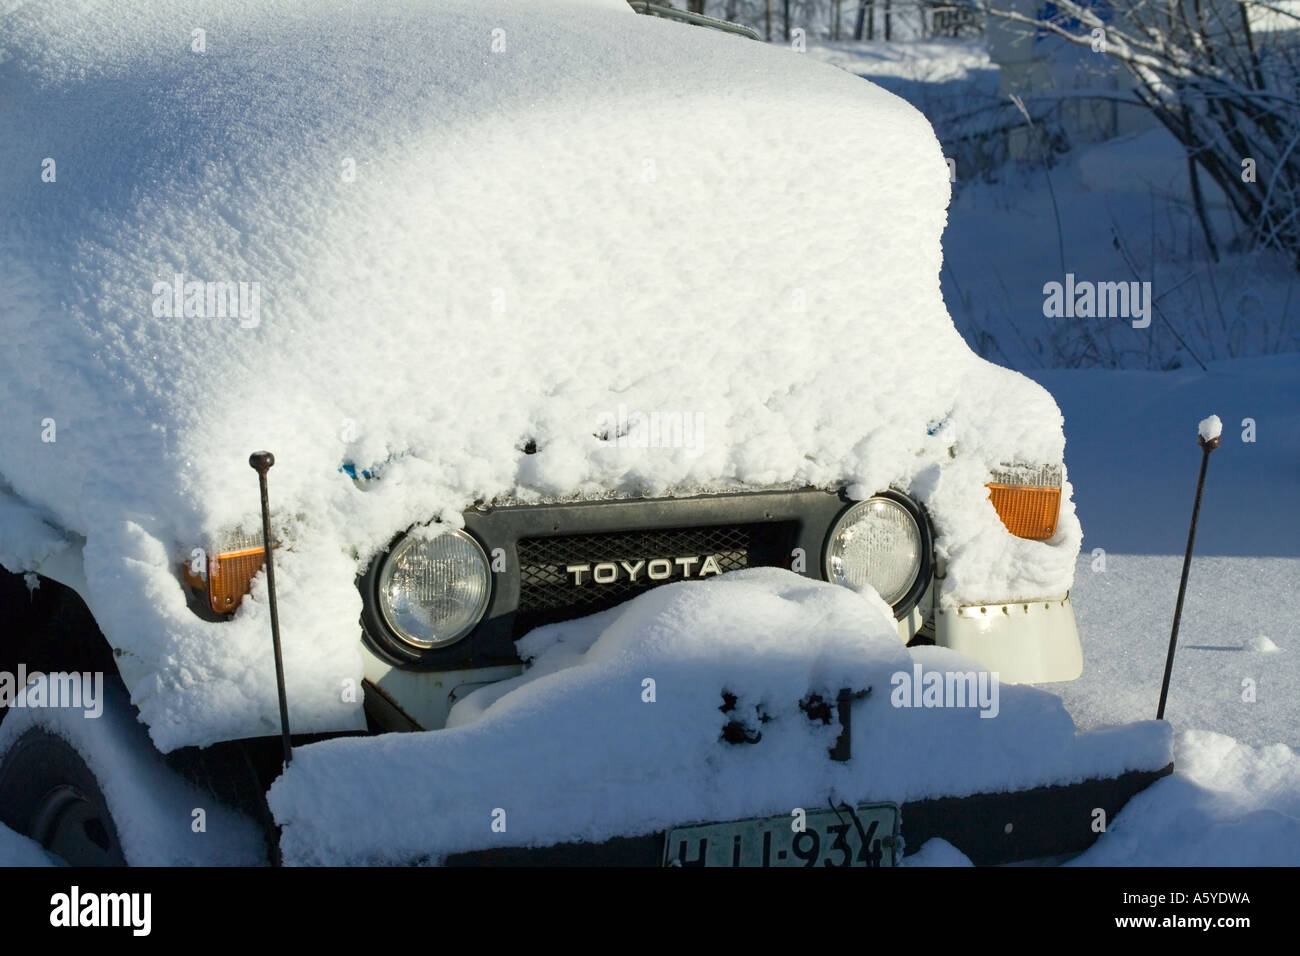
[377,530,492,649]
[824,494,926,611]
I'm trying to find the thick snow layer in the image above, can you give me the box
[0,681,266,865]
[269,569,1168,865]
[0,487,68,573]
[1198,414,1223,442]
[0,0,1078,748]
[1073,730,1300,865]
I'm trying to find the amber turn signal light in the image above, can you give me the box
[207,546,267,614]
[182,542,269,615]
[986,484,1061,540]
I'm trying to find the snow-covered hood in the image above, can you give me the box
[0,0,1080,749]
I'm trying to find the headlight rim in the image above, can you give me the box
[366,526,494,659]
[822,489,933,620]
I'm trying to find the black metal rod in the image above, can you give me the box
[250,451,293,766]
[1157,433,1220,720]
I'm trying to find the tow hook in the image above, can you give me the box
[830,688,871,762]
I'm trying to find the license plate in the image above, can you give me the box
[663,803,899,867]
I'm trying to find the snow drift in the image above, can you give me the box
[1,0,1078,748]
[1072,729,1300,866]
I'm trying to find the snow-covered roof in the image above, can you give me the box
[0,0,1079,749]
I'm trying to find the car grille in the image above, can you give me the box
[514,522,798,636]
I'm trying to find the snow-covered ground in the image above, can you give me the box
[940,140,1299,373]
[809,37,1299,373]
[0,822,59,867]
[1031,355,1299,752]
[1040,357,1299,863]
[809,37,994,86]
[1070,729,1300,866]
[1067,553,1297,750]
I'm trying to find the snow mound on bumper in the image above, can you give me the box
[268,570,1169,865]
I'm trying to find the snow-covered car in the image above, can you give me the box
[0,0,1162,867]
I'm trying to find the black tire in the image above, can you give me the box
[0,728,127,866]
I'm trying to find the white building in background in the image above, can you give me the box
[986,0,1150,158]
[985,0,1300,157]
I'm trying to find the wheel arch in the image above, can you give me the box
[0,556,119,699]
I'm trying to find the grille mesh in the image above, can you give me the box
[514,523,790,635]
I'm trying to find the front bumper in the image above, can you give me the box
[442,763,1170,866]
